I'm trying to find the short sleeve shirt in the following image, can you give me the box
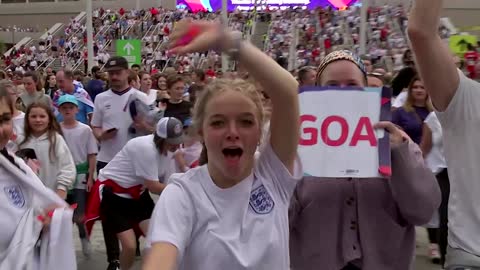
[147,144,302,270]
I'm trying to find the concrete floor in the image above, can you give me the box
[76,225,442,270]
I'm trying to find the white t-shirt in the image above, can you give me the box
[146,89,158,104]
[436,70,480,256]
[147,143,302,270]
[91,88,136,163]
[175,141,202,172]
[98,135,174,193]
[0,156,34,253]
[423,112,447,174]
[154,51,161,61]
[392,91,407,108]
[61,122,98,189]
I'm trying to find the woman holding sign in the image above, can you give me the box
[289,50,441,270]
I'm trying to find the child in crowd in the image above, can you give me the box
[18,101,76,199]
[58,94,98,258]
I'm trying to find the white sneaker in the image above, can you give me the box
[81,238,92,259]
[428,243,441,264]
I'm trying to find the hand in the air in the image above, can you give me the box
[169,19,226,55]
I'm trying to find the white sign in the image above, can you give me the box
[299,88,388,178]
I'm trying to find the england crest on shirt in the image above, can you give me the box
[4,185,25,208]
[249,184,275,214]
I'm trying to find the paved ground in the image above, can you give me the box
[76,225,442,270]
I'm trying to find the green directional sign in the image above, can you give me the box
[116,39,141,66]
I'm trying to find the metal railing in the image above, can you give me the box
[263,18,273,52]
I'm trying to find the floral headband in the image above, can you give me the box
[316,50,367,83]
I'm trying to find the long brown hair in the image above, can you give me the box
[0,82,14,114]
[403,76,434,113]
[153,133,168,156]
[155,73,168,91]
[24,71,44,92]
[19,102,63,160]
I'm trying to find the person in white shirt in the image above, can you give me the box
[138,71,158,104]
[174,118,201,173]
[0,86,74,269]
[392,90,408,109]
[90,56,152,270]
[0,85,38,253]
[97,117,183,270]
[58,94,97,259]
[47,33,53,45]
[0,80,24,152]
[144,20,301,270]
[409,0,480,268]
[17,101,76,200]
[420,112,450,266]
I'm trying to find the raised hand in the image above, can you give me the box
[168,20,226,55]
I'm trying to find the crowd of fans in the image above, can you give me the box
[0,3,463,83]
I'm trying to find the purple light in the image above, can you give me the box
[177,0,359,12]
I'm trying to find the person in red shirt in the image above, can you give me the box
[205,67,215,78]
[464,44,479,79]
[324,37,332,53]
[163,25,170,36]
[312,47,320,63]
[380,26,389,42]
[119,7,125,16]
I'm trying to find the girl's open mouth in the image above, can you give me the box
[222,147,243,165]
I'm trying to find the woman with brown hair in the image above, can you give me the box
[138,71,159,105]
[392,76,440,263]
[155,73,170,101]
[392,76,434,144]
[19,71,52,111]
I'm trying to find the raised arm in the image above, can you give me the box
[229,34,299,173]
[170,20,299,173]
[407,0,459,111]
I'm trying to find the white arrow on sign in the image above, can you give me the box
[123,42,134,55]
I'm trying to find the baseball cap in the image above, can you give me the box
[156,117,184,144]
[57,94,78,107]
[104,56,129,71]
